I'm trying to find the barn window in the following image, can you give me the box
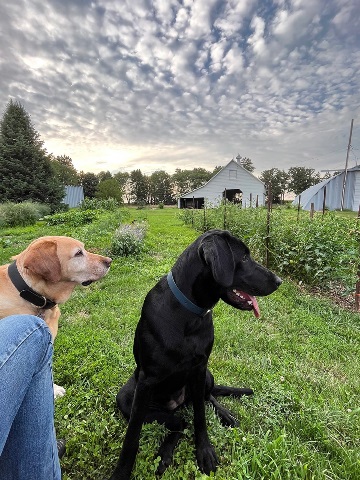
[229,170,237,179]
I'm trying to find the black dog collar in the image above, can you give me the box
[8,261,57,310]
[167,271,210,317]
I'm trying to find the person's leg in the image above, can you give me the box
[0,314,61,480]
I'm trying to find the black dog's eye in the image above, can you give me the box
[74,250,83,257]
[242,254,248,262]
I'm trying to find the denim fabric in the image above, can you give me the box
[0,315,61,480]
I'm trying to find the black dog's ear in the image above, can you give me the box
[201,233,235,287]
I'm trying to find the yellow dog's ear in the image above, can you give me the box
[23,240,62,283]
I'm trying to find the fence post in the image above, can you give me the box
[322,186,327,216]
[297,195,301,222]
[310,203,314,218]
[192,196,195,227]
[224,188,227,230]
[203,202,206,232]
[265,183,272,268]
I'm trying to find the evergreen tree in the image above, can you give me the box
[0,100,64,209]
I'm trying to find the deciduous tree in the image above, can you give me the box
[288,166,320,195]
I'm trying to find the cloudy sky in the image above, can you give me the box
[0,0,359,176]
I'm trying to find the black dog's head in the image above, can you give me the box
[199,230,281,318]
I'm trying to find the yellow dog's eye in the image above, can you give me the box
[74,250,83,257]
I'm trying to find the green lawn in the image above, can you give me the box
[1,207,359,479]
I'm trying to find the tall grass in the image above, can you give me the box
[0,207,359,479]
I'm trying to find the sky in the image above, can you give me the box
[0,0,359,177]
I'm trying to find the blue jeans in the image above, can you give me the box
[0,315,61,480]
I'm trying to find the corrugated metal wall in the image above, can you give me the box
[63,186,84,208]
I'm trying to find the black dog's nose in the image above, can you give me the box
[275,275,282,287]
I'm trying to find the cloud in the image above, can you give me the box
[0,0,359,176]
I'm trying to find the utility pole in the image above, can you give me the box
[340,119,354,211]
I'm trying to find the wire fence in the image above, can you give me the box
[179,200,360,312]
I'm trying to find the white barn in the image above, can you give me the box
[178,159,266,209]
[292,166,360,212]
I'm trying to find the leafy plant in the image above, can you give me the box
[45,209,97,227]
[110,221,148,256]
[80,198,119,211]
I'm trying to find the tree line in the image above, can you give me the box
[0,100,330,209]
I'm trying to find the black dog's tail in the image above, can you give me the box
[212,385,253,398]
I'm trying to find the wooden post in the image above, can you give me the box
[224,188,227,230]
[322,186,327,216]
[192,196,195,227]
[341,119,354,211]
[256,194,259,208]
[250,193,253,207]
[297,195,301,222]
[265,183,272,268]
[310,203,314,218]
[203,202,206,232]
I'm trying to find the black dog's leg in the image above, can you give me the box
[189,367,219,475]
[109,372,151,480]
[209,395,239,427]
[209,385,253,427]
[212,384,253,397]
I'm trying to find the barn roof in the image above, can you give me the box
[293,165,360,209]
[180,159,264,197]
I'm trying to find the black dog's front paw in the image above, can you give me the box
[196,443,219,475]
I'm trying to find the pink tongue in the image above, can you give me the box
[250,295,260,318]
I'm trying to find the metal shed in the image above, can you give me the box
[292,166,360,211]
[63,185,84,208]
[178,159,265,208]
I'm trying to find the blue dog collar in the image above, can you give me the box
[167,271,209,317]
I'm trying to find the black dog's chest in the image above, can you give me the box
[137,311,214,381]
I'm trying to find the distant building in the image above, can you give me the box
[292,166,360,212]
[178,159,265,208]
[63,185,84,208]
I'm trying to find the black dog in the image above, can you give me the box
[109,230,281,480]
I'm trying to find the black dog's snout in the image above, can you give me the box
[274,275,282,287]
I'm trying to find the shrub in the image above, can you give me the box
[45,209,96,227]
[0,201,51,227]
[110,221,148,256]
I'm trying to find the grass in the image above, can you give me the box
[1,207,359,479]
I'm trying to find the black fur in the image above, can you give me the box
[109,230,281,479]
